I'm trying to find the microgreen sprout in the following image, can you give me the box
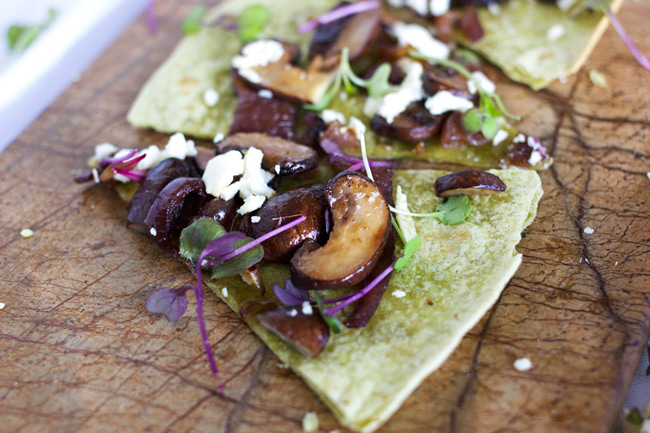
[238,5,270,43]
[299,0,380,34]
[315,294,343,333]
[324,263,395,316]
[409,51,519,139]
[182,5,207,35]
[99,151,148,183]
[602,6,650,71]
[7,9,57,53]
[305,48,394,111]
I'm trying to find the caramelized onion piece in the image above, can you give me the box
[435,170,506,197]
[144,177,207,250]
[216,133,318,176]
[256,306,330,357]
[290,172,390,290]
[127,159,199,233]
[371,102,447,143]
[230,76,297,139]
[252,185,329,262]
[440,111,489,148]
[345,167,396,328]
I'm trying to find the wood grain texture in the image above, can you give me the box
[1,1,649,432]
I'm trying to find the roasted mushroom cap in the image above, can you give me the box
[440,111,489,148]
[144,177,207,250]
[230,76,297,139]
[216,133,318,176]
[191,197,238,230]
[422,66,472,99]
[310,4,382,61]
[127,159,199,233]
[435,170,507,197]
[256,306,330,357]
[252,185,329,262]
[290,172,390,290]
[234,42,339,105]
[371,102,447,143]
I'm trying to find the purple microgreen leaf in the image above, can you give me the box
[273,279,310,306]
[101,149,138,165]
[325,263,395,316]
[299,0,380,33]
[145,0,158,34]
[605,7,650,71]
[320,137,395,168]
[207,216,307,265]
[324,208,331,235]
[209,237,264,280]
[111,167,147,182]
[179,218,228,265]
[347,161,364,171]
[145,286,191,321]
[99,153,147,182]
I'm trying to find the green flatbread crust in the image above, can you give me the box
[208,167,542,432]
[471,0,624,90]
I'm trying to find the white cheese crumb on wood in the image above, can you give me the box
[20,229,34,238]
[513,358,532,371]
[583,227,595,234]
[425,91,473,115]
[0,302,5,310]
[302,411,319,433]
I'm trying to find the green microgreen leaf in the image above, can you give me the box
[315,294,343,333]
[481,116,498,139]
[304,73,342,111]
[238,4,270,43]
[7,8,57,53]
[179,218,227,265]
[462,109,483,133]
[626,407,643,426]
[435,195,473,225]
[390,215,407,245]
[364,63,393,98]
[395,236,422,271]
[454,48,481,65]
[182,5,207,35]
[210,237,264,279]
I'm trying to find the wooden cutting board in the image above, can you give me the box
[1,1,649,432]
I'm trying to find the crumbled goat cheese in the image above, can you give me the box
[348,116,367,138]
[392,289,407,298]
[165,132,198,160]
[203,88,220,107]
[274,164,281,174]
[430,0,450,16]
[92,168,100,183]
[425,90,473,115]
[405,0,428,15]
[251,216,261,223]
[391,22,450,60]
[647,172,650,180]
[546,24,565,41]
[302,301,313,316]
[526,136,545,166]
[238,148,275,199]
[238,194,267,215]
[222,287,228,297]
[288,309,298,317]
[302,411,319,433]
[513,133,526,143]
[232,40,285,83]
[513,358,532,371]
[258,89,273,99]
[492,129,509,146]
[363,96,383,118]
[583,227,595,234]
[213,133,225,144]
[136,145,164,170]
[20,229,34,238]
[615,261,619,266]
[395,185,418,241]
[467,71,496,95]
[377,61,424,123]
[150,227,157,236]
[321,109,346,124]
[202,150,245,199]
[487,2,500,14]
[93,142,119,163]
[0,302,5,310]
